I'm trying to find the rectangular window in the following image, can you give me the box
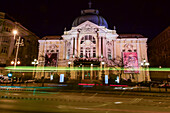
[108,54,112,60]
[93,53,96,57]
[80,53,83,58]
[1,47,7,54]
[67,49,70,59]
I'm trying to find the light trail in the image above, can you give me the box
[5,66,170,72]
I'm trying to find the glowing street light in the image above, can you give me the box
[11,60,21,65]
[13,29,18,40]
[11,61,14,65]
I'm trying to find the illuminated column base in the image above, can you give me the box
[82,65,84,80]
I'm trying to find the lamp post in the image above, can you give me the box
[10,59,20,86]
[12,30,24,69]
[31,59,39,79]
[141,59,149,82]
[68,61,71,80]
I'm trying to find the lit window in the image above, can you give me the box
[67,49,70,59]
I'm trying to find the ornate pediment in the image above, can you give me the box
[75,21,107,33]
[78,23,98,34]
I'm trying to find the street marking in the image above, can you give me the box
[114,102,123,104]
[88,93,98,99]
[130,98,143,104]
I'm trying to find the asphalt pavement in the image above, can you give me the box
[0,89,170,113]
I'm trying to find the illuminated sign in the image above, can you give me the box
[59,74,64,83]
[8,73,12,77]
[115,76,119,83]
[50,75,53,80]
[105,75,108,84]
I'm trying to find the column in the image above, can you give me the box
[43,41,47,78]
[75,37,78,57]
[114,40,116,58]
[90,64,93,80]
[83,47,85,58]
[73,37,75,58]
[91,47,93,58]
[82,65,84,80]
[71,38,74,58]
[137,40,140,63]
[99,37,101,57]
[63,41,65,59]
[103,37,106,58]
[96,34,99,57]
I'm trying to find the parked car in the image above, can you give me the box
[159,83,170,88]
[3,80,11,84]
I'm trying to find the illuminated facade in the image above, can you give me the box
[37,9,150,82]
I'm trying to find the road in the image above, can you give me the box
[0,89,170,113]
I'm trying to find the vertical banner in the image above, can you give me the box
[45,53,58,66]
[59,74,64,83]
[50,75,53,80]
[105,75,108,84]
[123,52,139,73]
[115,76,119,83]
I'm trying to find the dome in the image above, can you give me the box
[72,9,108,28]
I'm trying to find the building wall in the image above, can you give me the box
[148,26,170,82]
[37,21,150,83]
[0,12,39,76]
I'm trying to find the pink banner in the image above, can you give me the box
[123,52,139,73]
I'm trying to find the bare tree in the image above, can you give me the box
[109,56,125,83]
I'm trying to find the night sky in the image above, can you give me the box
[0,0,169,40]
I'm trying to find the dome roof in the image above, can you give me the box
[72,9,108,28]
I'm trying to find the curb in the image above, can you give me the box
[0,95,104,103]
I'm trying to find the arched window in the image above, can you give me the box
[108,49,112,60]
[80,35,96,58]
[93,47,96,57]
[80,35,96,44]
[80,47,83,58]
[81,37,85,44]
[67,49,70,59]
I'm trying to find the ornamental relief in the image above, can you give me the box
[106,41,112,46]
[78,24,98,34]
[123,43,136,52]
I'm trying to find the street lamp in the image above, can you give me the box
[31,59,39,79]
[13,29,17,40]
[12,30,24,69]
[11,59,21,65]
[141,59,149,82]
[10,59,21,86]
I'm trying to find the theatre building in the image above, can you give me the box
[37,8,150,83]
